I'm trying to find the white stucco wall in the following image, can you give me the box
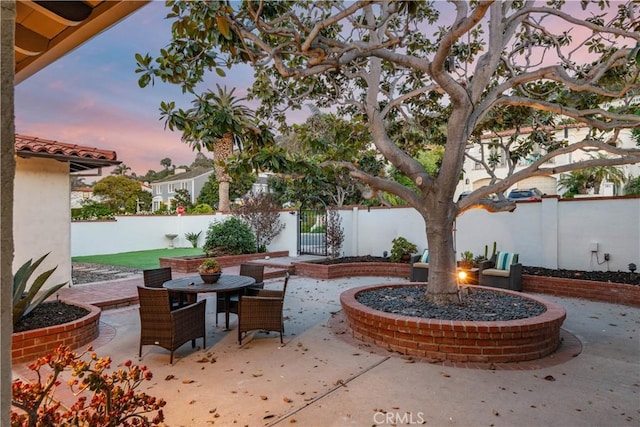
[71,197,640,273]
[14,157,71,289]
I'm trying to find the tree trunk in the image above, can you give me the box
[423,209,460,304]
[218,181,230,212]
[214,133,233,212]
[1,2,15,424]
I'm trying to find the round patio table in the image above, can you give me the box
[163,274,256,330]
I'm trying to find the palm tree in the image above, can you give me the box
[585,154,626,195]
[558,154,626,197]
[162,85,257,212]
[111,163,132,177]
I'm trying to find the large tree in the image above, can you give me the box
[138,1,640,303]
[93,175,146,214]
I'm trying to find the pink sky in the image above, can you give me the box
[15,2,627,182]
[15,2,308,181]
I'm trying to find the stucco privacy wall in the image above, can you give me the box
[71,197,639,273]
[14,157,71,287]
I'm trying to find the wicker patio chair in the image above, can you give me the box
[238,272,290,345]
[137,285,206,364]
[215,263,265,325]
[143,267,193,308]
[240,263,265,294]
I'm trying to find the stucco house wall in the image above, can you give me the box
[14,157,71,288]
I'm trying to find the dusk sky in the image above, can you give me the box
[15,1,303,180]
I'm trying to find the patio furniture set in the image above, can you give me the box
[410,250,522,291]
[137,263,289,364]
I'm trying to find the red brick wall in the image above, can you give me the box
[160,251,290,273]
[341,284,566,364]
[12,303,101,364]
[523,275,639,307]
[293,261,411,280]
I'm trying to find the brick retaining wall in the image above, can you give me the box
[292,261,411,280]
[160,251,290,273]
[523,275,640,307]
[341,284,566,364]
[12,303,101,364]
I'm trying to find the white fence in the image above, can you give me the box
[71,197,640,272]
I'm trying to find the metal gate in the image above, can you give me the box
[298,198,327,256]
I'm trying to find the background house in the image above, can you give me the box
[457,125,638,199]
[14,134,121,287]
[151,168,213,211]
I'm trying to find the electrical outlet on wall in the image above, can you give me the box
[604,253,610,261]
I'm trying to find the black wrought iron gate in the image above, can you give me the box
[298,198,327,256]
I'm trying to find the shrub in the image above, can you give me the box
[72,200,114,220]
[326,209,344,259]
[185,231,202,248]
[390,237,418,262]
[233,193,285,252]
[13,253,67,327]
[11,345,165,426]
[191,203,214,214]
[203,217,257,255]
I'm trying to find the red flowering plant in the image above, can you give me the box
[11,345,165,426]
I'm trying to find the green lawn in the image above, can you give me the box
[72,248,204,270]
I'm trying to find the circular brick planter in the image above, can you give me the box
[340,284,566,364]
[12,302,101,364]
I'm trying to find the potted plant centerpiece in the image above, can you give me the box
[198,259,222,283]
[390,237,418,262]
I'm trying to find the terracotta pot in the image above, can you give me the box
[200,272,221,283]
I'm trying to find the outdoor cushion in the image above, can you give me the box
[482,268,510,278]
[420,249,429,263]
[413,262,429,269]
[495,252,519,270]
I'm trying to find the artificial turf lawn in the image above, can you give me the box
[72,248,204,269]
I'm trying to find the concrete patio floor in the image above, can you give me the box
[14,273,640,426]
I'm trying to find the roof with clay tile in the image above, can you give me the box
[15,134,121,173]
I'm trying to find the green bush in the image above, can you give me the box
[191,203,214,214]
[203,217,257,255]
[72,201,114,220]
[390,237,418,263]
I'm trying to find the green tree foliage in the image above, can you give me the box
[262,112,385,207]
[203,217,256,256]
[160,157,172,169]
[72,200,114,220]
[558,154,626,197]
[136,1,640,302]
[92,175,145,213]
[196,172,255,209]
[191,152,214,169]
[111,163,132,177]
[171,188,193,211]
[624,176,640,195]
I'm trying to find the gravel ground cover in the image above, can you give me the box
[356,286,546,321]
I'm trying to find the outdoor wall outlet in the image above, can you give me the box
[590,242,598,253]
[604,253,610,261]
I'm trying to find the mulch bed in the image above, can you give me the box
[319,256,639,285]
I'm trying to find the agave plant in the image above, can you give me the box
[13,253,68,327]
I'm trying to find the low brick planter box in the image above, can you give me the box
[160,251,290,273]
[12,303,101,364]
[292,261,410,280]
[523,275,639,307]
[341,284,566,364]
